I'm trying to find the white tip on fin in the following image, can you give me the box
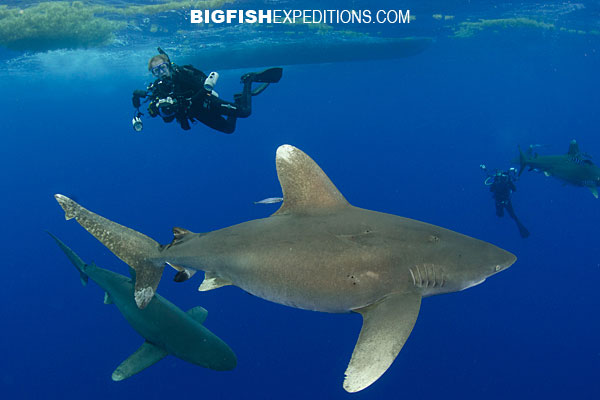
[198,272,232,291]
[344,292,422,393]
[274,145,349,215]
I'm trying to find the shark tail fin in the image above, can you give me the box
[54,194,164,309]
[47,231,89,286]
[518,146,527,177]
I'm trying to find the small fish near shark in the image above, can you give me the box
[518,139,600,198]
[54,144,516,392]
[48,232,236,381]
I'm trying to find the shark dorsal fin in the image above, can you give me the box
[187,306,208,324]
[273,145,349,215]
[568,139,580,156]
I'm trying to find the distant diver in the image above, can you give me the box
[518,139,600,198]
[132,47,283,134]
[480,165,530,238]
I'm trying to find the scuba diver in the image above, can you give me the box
[480,165,530,238]
[131,47,283,134]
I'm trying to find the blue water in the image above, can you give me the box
[1,1,599,399]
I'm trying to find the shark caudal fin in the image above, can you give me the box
[54,194,164,309]
[47,232,89,286]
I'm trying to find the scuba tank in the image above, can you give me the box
[204,71,219,96]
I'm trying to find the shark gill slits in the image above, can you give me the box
[409,265,445,289]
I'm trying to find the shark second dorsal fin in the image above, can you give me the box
[273,145,349,215]
[163,227,197,250]
[173,227,194,240]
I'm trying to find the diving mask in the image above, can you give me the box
[151,62,171,78]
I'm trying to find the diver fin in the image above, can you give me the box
[104,292,113,305]
[273,145,349,215]
[588,186,599,199]
[344,292,422,393]
[111,341,168,381]
[249,67,283,83]
[187,305,209,324]
[54,194,164,309]
[47,231,90,286]
[252,82,270,96]
[198,272,232,291]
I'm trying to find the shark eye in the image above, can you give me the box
[495,265,502,272]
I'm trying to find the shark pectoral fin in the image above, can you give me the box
[198,272,232,291]
[111,341,168,381]
[344,292,422,393]
[544,171,551,177]
[588,186,599,198]
[187,305,209,324]
[103,292,113,305]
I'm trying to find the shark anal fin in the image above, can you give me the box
[344,292,422,393]
[103,292,113,305]
[112,341,168,381]
[166,262,197,282]
[273,145,349,215]
[198,272,232,291]
[588,186,599,198]
[187,305,208,324]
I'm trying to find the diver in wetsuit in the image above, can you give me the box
[480,165,530,238]
[132,48,282,134]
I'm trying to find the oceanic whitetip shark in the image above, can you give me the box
[518,139,600,198]
[55,144,516,392]
[48,232,236,381]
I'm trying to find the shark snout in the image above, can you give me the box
[493,249,517,273]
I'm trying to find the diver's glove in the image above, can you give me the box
[132,89,148,108]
